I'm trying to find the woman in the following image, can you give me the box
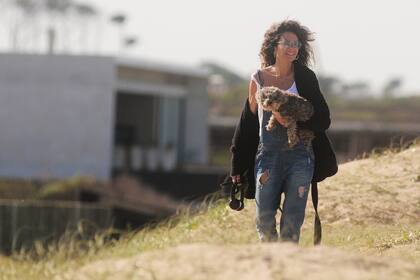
[230,20,337,244]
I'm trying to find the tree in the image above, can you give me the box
[10,0,41,51]
[317,75,342,101]
[72,2,98,52]
[109,13,127,53]
[3,0,100,53]
[382,78,402,98]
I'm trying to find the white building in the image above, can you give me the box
[0,53,209,180]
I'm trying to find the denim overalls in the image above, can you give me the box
[253,72,315,243]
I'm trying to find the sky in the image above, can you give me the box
[88,0,419,94]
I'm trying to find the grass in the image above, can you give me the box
[0,176,102,201]
[0,141,419,279]
[34,176,98,200]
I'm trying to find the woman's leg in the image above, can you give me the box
[255,163,282,242]
[280,153,314,243]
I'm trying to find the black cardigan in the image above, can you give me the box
[228,62,338,244]
[230,61,337,198]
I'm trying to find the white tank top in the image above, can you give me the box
[251,71,299,95]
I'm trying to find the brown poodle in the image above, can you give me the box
[257,86,315,148]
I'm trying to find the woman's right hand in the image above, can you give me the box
[231,175,241,185]
[272,111,289,127]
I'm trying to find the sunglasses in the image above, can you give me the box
[277,40,302,49]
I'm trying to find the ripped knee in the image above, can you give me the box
[259,169,270,185]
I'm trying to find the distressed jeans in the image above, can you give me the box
[255,143,315,243]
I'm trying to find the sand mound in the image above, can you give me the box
[69,243,419,280]
[318,145,420,226]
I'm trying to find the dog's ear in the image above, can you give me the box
[299,100,314,121]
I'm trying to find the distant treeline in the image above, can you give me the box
[204,62,420,123]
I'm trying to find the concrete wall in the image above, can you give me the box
[0,54,115,180]
[183,78,209,165]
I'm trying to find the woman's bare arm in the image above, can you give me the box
[248,79,258,114]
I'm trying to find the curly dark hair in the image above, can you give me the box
[259,20,315,68]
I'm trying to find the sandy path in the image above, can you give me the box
[66,242,419,280]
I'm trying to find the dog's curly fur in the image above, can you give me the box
[257,86,315,148]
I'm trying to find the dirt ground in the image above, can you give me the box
[64,242,419,280]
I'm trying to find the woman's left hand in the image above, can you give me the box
[272,112,288,127]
